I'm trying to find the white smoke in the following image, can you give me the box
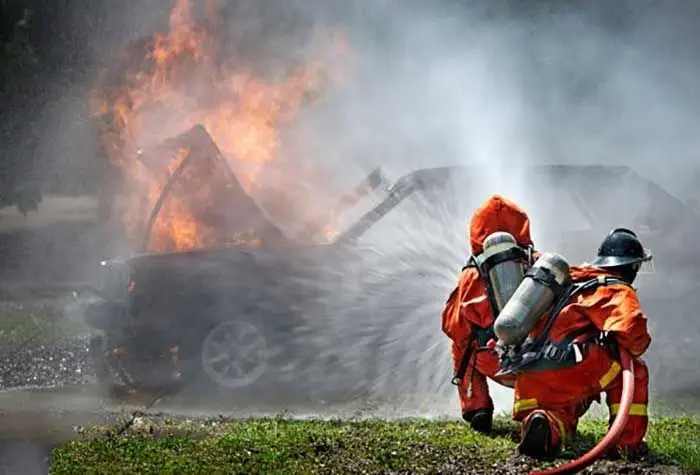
[29,0,700,417]
[286,1,700,413]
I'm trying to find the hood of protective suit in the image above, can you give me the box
[469,194,533,254]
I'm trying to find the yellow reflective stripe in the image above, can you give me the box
[610,403,647,417]
[599,362,621,389]
[513,398,538,414]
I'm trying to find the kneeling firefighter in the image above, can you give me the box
[441,194,539,433]
[493,228,652,461]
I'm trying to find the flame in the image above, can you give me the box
[151,147,205,250]
[91,0,347,252]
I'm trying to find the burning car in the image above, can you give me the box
[81,123,700,401]
[83,124,392,399]
[82,1,698,400]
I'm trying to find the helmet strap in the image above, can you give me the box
[618,265,639,285]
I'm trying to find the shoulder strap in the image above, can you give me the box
[461,255,478,271]
[535,275,633,349]
[451,331,477,386]
[577,275,632,291]
[475,246,528,274]
[452,253,497,386]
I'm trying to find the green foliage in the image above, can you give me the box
[50,416,700,474]
[0,298,91,348]
[1,6,36,74]
[0,3,41,213]
[0,181,42,214]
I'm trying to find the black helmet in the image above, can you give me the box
[590,228,652,268]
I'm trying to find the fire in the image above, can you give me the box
[90,0,347,252]
[148,147,204,251]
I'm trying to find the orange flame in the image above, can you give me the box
[90,0,347,252]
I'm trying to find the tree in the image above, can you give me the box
[0,3,41,214]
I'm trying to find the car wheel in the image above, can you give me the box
[199,319,269,390]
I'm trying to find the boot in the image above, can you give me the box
[462,409,494,434]
[470,409,493,434]
[518,411,557,458]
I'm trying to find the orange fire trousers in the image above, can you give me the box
[459,348,516,416]
[512,344,649,451]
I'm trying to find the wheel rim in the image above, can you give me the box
[201,320,268,389]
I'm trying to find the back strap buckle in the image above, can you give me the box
[542,343,569,364]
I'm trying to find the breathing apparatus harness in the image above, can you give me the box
[451,244,534,386]
[496,274,633,377]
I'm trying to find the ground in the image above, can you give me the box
[51,417,699,474]
[0,297,94,389]
[0,293,698,474]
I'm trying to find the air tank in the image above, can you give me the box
[493,252,571,346]
[481,232,526,313]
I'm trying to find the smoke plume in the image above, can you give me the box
[26,0,700,416]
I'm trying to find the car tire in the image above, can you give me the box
[177,304,315,406]
[198,319,270,391]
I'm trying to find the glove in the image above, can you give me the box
[493,339,510,360]
[600,331,620,361]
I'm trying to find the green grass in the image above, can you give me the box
[574,416,700,471]
[0,298,91,348]
[49,415,700,474]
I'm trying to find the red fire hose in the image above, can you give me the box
[529,349,635,475]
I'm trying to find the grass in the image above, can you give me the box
[49,415,700,474]
[574,416,700,471]
[1,296,698,473]
[0,297,91,349]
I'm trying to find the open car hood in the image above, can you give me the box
[137,124,288,252]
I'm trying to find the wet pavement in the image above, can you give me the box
[0,441,51,475]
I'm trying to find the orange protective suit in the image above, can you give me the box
[512,265,651,454]
[442,195,536,418]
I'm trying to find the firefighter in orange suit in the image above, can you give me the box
[442,194,539,433]
[511,228,651,459]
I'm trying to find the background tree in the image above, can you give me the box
[0,2,41,214]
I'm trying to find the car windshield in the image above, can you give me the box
[335,165,689,265]
[551,167,685,233]
[353,167,594,249]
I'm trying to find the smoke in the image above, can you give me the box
[16,0,700,422]
[281,1,700,412]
